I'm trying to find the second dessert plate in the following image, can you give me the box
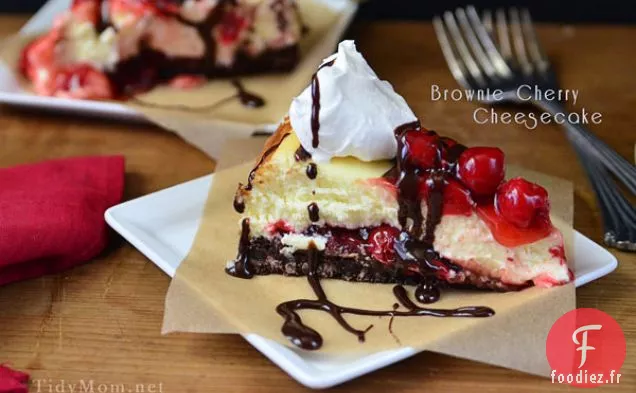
[0,0,358,129]
[105,174,618,389]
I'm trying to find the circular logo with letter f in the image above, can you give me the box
[546,308,626,387]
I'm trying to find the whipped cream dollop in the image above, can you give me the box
[289,40,417,163]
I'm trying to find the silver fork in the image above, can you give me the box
[433,6,636,251]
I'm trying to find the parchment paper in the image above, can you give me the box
[162,138,575,376]
[0,0,354,158]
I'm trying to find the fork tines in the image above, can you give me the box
[433,5,550,88]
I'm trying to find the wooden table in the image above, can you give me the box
[0,15,635,393]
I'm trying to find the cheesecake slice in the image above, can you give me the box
[227,41,572,291]
[20,0,303,99]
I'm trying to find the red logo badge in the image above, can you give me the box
[546,308,626,387]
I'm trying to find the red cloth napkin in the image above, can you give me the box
[0,365,29,393]
[0,156,125,286]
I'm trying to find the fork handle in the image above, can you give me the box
[569,136,636,251]
[533,99,636,195]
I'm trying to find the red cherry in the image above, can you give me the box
[495,178,550,228]
[418,177,474,216]
[367,226,400,265]
[404,130,441,169]
[457,147,505,196]
[442,179,475,216]
[327,227,363,254]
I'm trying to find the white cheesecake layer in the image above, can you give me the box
[243,132,398,236]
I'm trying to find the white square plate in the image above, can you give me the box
[105,174,618,389]
[0,0,358,126]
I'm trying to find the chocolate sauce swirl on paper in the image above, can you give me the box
[276,243,494,350]
[131,79,264,112]
[309,59,336,148]
[232,80,266,108]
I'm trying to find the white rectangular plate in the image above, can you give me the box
[0,0,357,128]
[105,174,618,389]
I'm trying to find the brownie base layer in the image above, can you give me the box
[108,45,300,97]
[243,237,524,291]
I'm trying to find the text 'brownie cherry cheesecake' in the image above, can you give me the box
[226,40,573,350]
[20,0,304,100]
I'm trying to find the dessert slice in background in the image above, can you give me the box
[228,41,572,291]
[20,0,304,99]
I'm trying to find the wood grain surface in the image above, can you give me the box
[0,15,635,392]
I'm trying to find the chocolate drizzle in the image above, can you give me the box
[225,218,253,278]
[294,146,312,161]
[424,172,445,244]
[309,59,336,148]
[306,163,318,179]
[233,195,245,214]
[308,203,320,222]
[388,302,401,344]
[276,243,494,350]
[414,277,441,304]
[391,123,468,280]
[394,122,426,237]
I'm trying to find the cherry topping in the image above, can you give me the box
[495,178,550,228]
[477,204,553,247]
[457,147,505,197]
[19,39,37,77]
[54,64,114,99]
[442,179,475,216]
[440,136,458,149]
[71,0,101,25]
[419,177,474,216]
[367,225,400,264]
[403,130,441,169]
[219,11,248,44]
